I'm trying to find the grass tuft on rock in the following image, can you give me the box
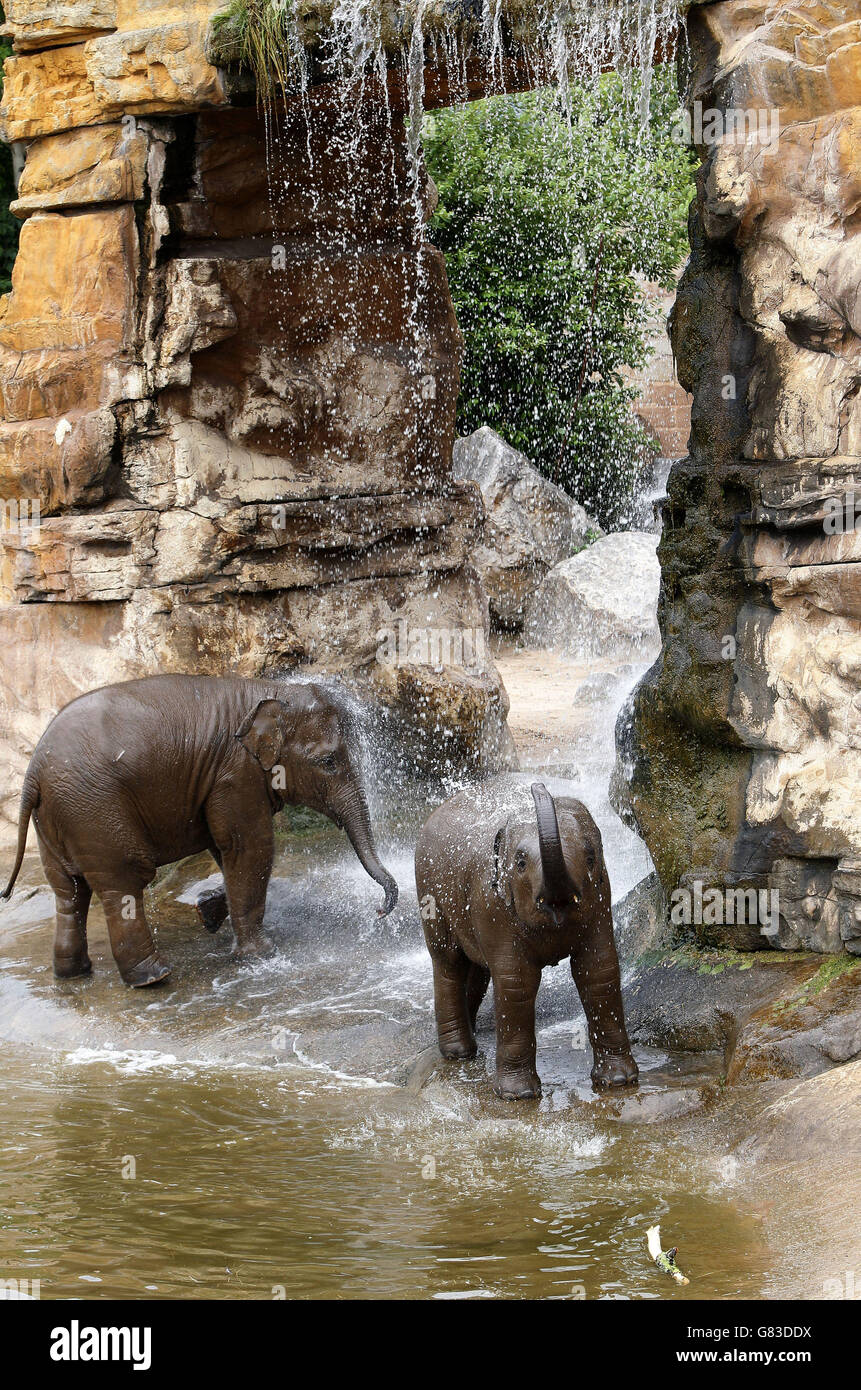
[212,0,301,99]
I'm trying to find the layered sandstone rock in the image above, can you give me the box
[618,0,861,953]
[0,205,140,420]
[0,18,511,843]
[2,3,117,52]
[10,121,147,215]
[0,2,229,140]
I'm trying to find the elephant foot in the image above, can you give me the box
[121,953,172,988]
[591,1050,639,1091]
[53,954,92,980]
[439,1036,477,1061]
[232,938,276,965]
[493,1066,542,1101]
[197,887,229,935]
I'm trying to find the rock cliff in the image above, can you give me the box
[619,0,861,954]
[0,1,518,840]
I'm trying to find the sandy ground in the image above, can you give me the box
[492,638,639,769]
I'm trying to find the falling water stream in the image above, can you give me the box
[250,0,684,483]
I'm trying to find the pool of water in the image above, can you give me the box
[0,867,770,1301]
[0,658,793,1301]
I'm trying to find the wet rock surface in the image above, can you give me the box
[628,945,861,1083]
[612,872,670,962]
[729,1060,861,1297]
[452,426,594,629]
[727,958,861,1082]
[737,1059,861,1167]
[627,949,821,1056]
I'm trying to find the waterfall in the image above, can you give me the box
[216,0,683,425]
[216,1,683,211]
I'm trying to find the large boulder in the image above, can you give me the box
[524,531,660,660]
[626,943,861,1084]
[738,1060,861,1166]
[731,1060,861,1300]
[452,426,593,629]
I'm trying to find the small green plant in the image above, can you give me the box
[212,0,301,99]
[771,953,861,1015]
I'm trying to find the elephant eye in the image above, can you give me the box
[515,853,527,872]
[317,752,338,771]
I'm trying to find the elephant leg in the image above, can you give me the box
[490,955,542,1100]
[98,887,171,988]
[49,873,93,979]
[570,913,637,1090]
[36,832,92,979]
[430,947,476,1060]
[53,876,93,979]
[466,962,491,1031]
[206,793,274,961]
[197,886,229,934]
[196,848,228,934]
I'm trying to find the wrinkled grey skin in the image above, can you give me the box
[2,676,398,986]
[415,776,638,1100]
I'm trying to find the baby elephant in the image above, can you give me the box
[415,777,638,1100]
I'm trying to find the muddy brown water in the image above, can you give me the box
[0,656,829,1299]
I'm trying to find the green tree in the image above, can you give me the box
[425,70,695,528]
[0,3,19,295]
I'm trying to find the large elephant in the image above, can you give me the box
[1,675,398,986]
[415,777,637,1099]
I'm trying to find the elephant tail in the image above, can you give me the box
[1,774,39,901]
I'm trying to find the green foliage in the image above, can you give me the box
[425,71,696,527]
[0,4,19,296]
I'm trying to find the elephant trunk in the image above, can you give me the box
[333,783,399,917]
[531,782,576,905]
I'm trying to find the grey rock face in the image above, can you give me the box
[618,3,861,952]
[452,426,593,629]
[612,872,670,964]
[524,531,661,660]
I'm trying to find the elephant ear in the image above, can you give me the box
[237,699,283,773]
[491,824,513,907]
